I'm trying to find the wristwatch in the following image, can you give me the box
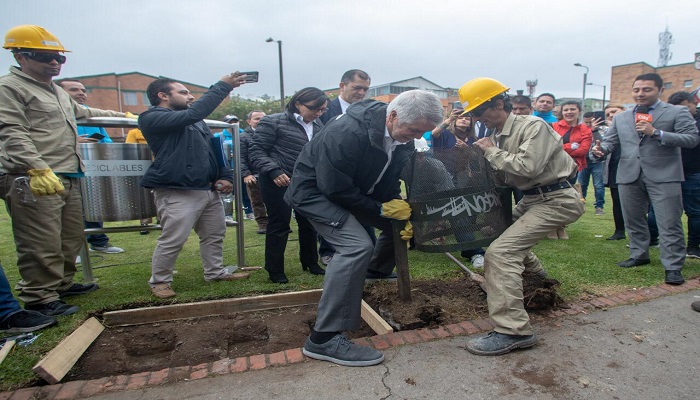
[651,129,661,138]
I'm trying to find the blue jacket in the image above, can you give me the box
[138,81,234,190]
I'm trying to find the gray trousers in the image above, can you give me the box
[619,173,685,271]
[149,188,230,286]
[309,212,394,332]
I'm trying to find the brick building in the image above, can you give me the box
[610,58,700,109]
[57,72,213,140]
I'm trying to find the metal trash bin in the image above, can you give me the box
[79,143,156,222]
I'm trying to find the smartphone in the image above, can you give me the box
[88,132,105,140]
[240,71,259,83]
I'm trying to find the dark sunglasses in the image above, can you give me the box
[17,51,66,64]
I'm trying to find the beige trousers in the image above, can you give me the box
[485,187,584,335]
[0,174,83,305]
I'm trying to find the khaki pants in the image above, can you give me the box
[0,174,83,305]
[246,180,268,229]
[149,188,229,286]
[485,187,584,335]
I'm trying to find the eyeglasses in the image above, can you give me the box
[301,103,328,113]
[17,51,66,64]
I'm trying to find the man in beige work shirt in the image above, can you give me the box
[0,25,123,317]
[459,78,584,356]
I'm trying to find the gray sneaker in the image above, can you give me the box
[303,334,384,367]
[466,331,537,356]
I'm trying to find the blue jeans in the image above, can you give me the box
[578,161,605,208]
[85,220,109,248]
[0,264,22,322]
[648,172,700,248]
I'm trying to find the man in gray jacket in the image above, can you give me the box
[592,73,699,285]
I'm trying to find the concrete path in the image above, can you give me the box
[84,289,699,400]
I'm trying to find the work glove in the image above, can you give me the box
[380,199,411,220]
[400,221,413,241]
[27,168,64,196]
[125,111,138,119]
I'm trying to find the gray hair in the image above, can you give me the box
[387,90,444,127]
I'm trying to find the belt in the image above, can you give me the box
[522,181,572,196]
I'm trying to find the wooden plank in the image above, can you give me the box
[0,340,15,365]
[103,289,323,327]
[32,317,104,384]
[360,300,393,335]
[392,220,412,302]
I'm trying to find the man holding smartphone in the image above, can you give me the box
[57,79,125,255]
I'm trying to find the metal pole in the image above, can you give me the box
[602,85,607,111]
[582,71,587,113]
[277,40,285,112]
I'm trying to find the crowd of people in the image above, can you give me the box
[1,24,699,368]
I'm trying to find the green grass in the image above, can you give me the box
[1,193,699,390]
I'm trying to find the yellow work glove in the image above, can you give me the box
[27,168,64,196]
[125,111,138,119]
[380,199,411,220]
[400,221,413,241]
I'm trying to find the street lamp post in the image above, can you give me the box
[574,63,589,112]
[586,82,607,111]
[266,37,285,111]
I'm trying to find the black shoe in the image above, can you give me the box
[0,310,58,334]
[269,274,289,284]
[25,300,79,317]
[649,238,659,247]
[606,232,626,240]
[466,331,538,356]
[256,228,267,234]
[616,258,651,268]
[686,247,700,259]
[664,270,684,285]
[58,283,99,299]
[691,301,700,312]
[365,270,397,283]
[303,264,325,275]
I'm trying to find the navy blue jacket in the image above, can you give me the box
[319,97,343,125]
[138,81,234,189]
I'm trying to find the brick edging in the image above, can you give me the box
[3,279,698,400]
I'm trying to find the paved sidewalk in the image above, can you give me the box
[76,289,699,400]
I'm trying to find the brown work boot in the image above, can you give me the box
[151,284,176,298]
[557,227,569,240]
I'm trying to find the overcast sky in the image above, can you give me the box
[3,0,697,101]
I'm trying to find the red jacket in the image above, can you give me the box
[552,121,592,171]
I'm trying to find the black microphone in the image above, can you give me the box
[635,105,652,138]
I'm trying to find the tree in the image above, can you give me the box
[208,95,284,129]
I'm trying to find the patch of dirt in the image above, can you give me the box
[67,275,563,381]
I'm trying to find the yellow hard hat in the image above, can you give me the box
[3,25,69,52]
[458,78,509,113]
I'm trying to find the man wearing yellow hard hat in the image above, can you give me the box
[459,78,584,355]
[0,25,124,317]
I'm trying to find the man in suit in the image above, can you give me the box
[319,69,370,125]
[318,70,374,267]
[592,73,699,285]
